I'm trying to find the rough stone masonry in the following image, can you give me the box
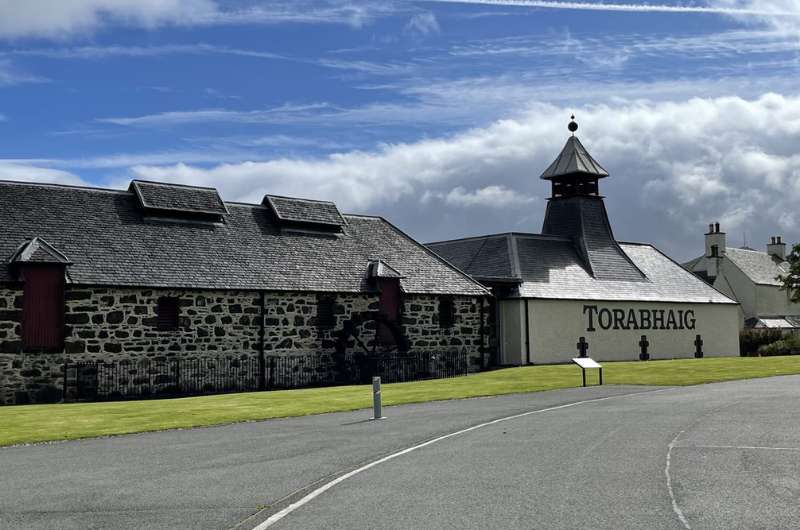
[0,286,485,405]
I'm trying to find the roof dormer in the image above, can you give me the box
[130,180,228,223]
[264,195,346,234]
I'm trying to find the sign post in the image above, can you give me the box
[371,376,385,420]
[572,357,603,387]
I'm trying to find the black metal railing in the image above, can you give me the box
[66,349,468,402]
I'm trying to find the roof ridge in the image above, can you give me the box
[0,179,130,195]
[264,193,337,205]
[130,179,219,191]
[376,217,490,296]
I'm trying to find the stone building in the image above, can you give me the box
[684,226,800,330]
[428,119,741,364]
[0,179,488,405]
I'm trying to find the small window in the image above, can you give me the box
[157,297,180,331]
[317,296,336,329]
[439,297,455,329]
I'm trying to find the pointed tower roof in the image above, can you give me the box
[540,136,609,180]
[540,117,609,181]
[9,237,71,265]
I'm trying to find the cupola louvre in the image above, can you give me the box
[130,180,228,222]
[264,195,346,232]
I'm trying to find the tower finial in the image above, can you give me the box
[568,114,578,135]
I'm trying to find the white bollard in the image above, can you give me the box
[371,376,385,420]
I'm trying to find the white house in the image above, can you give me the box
[684,226,800,330]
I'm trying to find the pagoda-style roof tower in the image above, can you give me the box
[540,116,609,198]
[540,117,645,282]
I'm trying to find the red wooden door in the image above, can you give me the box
[22,265,65,350]
[377,279,400,346]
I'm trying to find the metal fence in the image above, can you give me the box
[66,350,468,402]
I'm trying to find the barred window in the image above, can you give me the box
[317,296,336,329]
[157,297,180,331]
[439,297,455,329]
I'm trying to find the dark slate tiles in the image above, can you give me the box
[265,195,346,227]
[0,181,485,296]
[540,136,609,180]
[130,180,228,216]
[725,247,788,286]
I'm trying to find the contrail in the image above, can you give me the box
[425,0,799,17]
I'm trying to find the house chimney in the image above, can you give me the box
[767,235,786,260]
[705,221,726,278]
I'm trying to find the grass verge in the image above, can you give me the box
[2,355,800,447]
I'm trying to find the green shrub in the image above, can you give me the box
[756,334,800,357]
[740,329,784,356]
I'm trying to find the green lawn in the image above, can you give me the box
[2,356,800,447]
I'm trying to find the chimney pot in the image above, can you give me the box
[771,236,776,244]
[714,222,720,233]
[778,236,782,244]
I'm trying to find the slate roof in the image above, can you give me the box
[367,259,405,279]
[749,317,800,329]
[725,247,788,286]
[428,233,736,304]
[0,180,486,296]
[9,237,71,265]
[541,196,645,282]
[424,234,517,282]
[540,136,609,180]
[684,247,789,286]
[130,180,229,216]
[265,195,346,228]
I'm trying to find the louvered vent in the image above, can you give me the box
[264,195,345,233]
[130,180,228,222]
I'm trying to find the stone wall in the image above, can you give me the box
[62,287,262,360]
[403,295,485,369]
[263,291,379,353]
[0,285,486,405]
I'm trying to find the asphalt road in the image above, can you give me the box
[1,377,798,529]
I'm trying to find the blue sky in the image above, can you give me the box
[0,0,799,260]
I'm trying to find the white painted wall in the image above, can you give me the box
[519,299,740,364]
[498,299,525,365]
[714,257,800,321]
[715,259,757,320]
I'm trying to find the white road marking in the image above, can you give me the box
[253,389,668,529]
[665,430,691,530]
[675,444,800,452]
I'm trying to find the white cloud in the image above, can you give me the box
[427,0,800,16]
[114,93,800,259]
[431,185,536,207]
[0,0,219,39]
[0,1,403,40]
[0,59,48,86]
[405,12,441,35]
[711,0,800,32]
[0,162,88,185]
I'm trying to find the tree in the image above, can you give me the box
[778,243,800,303]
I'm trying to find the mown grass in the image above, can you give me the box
[2,355,800,447]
